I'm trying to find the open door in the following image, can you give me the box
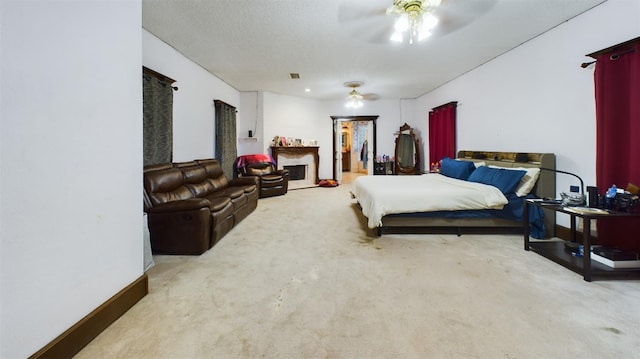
[331,115,378,182]
[334,119,343,183]
[364,125,373,175]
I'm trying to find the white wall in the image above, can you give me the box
[0,1,143,358]
[261,92,330,176]
[259,92,416,179]
[414,0,640,218]
[237,91,264,156]
[142,29,240,162]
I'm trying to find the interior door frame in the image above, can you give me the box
[331,115,378,181]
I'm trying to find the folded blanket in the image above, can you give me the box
[235,154,276,169]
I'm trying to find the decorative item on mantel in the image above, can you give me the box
[272,136,318,147]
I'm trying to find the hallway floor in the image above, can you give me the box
[340,171,365,184]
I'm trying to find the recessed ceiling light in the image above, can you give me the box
[305,88,311,92]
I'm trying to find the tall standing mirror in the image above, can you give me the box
[394,123,421,175]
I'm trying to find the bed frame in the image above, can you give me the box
[376,151,556,237]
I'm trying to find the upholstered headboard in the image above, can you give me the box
[457,150,556,237]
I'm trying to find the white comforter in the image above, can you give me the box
[350,174,508,229]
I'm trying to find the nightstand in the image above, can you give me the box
[523,199,640,281]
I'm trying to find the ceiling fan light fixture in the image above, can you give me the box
[387,0,441,45]
[422,12,438,30]
[417,30,432,41]
[394,13,409,32]
[345,99,364,109]
[344,81,365,108]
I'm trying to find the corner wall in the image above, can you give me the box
[1,1,143,357]
[142,29,240,162]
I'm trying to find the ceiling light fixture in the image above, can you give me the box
[386,0,441,45]
[344,81,364,108]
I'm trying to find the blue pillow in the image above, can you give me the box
[439,158,476,180]
[467,166,526,194]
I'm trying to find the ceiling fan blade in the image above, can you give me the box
[337,0,389,22]
[363,93,380,101]
[337,0,394,43]
[432,0,497,36]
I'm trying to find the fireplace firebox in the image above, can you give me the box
[284,165,306,180]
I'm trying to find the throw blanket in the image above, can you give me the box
[235,154,276,169]
[350,174,508,229]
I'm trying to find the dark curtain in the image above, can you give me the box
[214,100,237,177]
[143,74,173,166]
[594,42,640,252]
[428,101,457,165]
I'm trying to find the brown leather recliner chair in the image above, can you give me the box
[235,155,289,198]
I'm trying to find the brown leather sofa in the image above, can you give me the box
[143,159,259,255]
[236,161,289,198]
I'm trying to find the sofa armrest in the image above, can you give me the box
[147,198,210,213]
[230,176,259,187]
[274,169,289,178]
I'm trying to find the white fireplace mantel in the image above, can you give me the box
[271,146,319,189]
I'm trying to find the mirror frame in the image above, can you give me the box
[394,123,421,175]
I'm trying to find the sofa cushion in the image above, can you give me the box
[216,187,244,199]
[245,163,275,176]
[174,160,199,168]
[261,174,284,183]
[144,168,194,206]
[210,188,247,209]
[181,166,219,197]
[208,196,232,212]
[240,184,258,193]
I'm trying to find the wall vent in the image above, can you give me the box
[289,73,300,79]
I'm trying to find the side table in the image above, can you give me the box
[523,199,640,281]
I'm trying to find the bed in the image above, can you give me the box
[350,151,556,238]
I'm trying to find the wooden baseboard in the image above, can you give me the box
[29,274,148,359]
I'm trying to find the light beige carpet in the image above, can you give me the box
[76,182,640,358]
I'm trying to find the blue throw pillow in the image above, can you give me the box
[439,158,476,180]
[467,166,526,194]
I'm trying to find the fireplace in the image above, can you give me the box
[271,146,319,190]
[284,165,307,180]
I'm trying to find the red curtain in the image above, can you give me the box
[429,101,457,166]
[594,42,640,252]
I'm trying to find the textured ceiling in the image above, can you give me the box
[142,0,605,101]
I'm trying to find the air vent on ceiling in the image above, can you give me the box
[289,73,300,79]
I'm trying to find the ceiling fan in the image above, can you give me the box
[337,0,497,44]
[344,81,379,108]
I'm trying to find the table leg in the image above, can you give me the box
[523,201,530,250]
[583,218,592,282]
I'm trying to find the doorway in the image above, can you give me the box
[331,115,378,184]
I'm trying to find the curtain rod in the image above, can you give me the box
[581,47,637,69]
[586,36,640,59]
[581,36,640,68]
[143,66,178,90]
[430,101,457,111]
